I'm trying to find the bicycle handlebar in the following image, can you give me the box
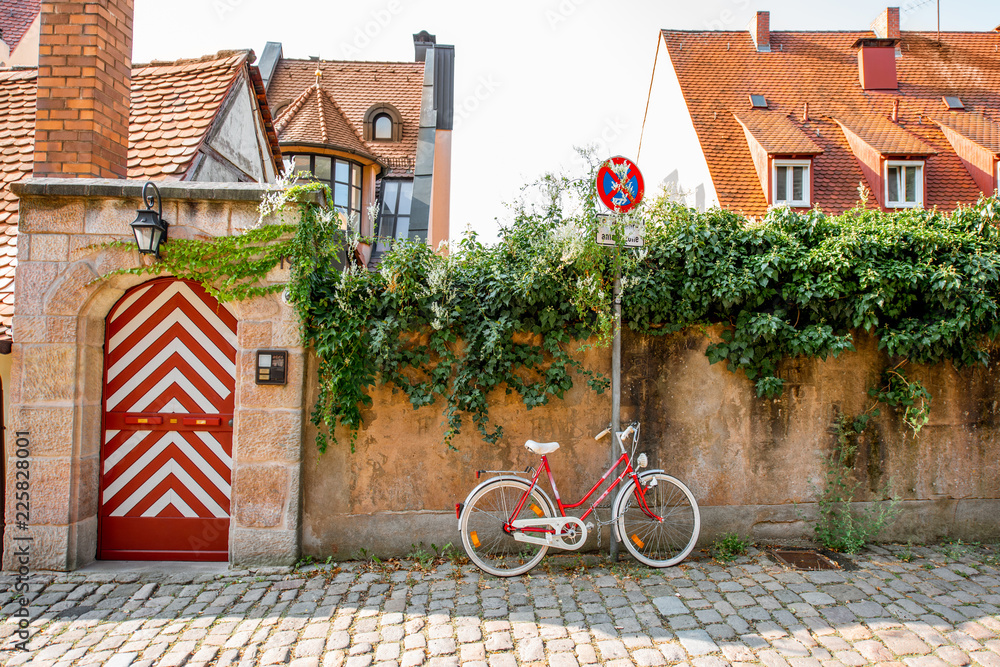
[595,428,610,441]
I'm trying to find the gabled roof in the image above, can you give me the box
[274,81,378,162]
[131,50,282,179]
[0,0,39,53]
[932,113,1000,155]
[661,29,1000,215]
[833,114,935,156]
[733,111,823,155]
[0,50,282,339]
[267,59,424,175]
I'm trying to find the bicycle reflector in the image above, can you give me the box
[632,534,645,549]
[530,503,543,516]
[455,503,464,519]
[470,531,480,548]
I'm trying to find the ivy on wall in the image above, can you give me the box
[102,173,1000,450]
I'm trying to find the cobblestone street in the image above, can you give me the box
[2,544,999,667]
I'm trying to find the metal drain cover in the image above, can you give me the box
[771,549,840,570]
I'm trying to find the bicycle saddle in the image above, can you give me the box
[525,440,559,454]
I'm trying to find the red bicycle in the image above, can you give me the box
[456,422,700,576]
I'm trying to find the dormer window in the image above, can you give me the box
[364,103,403,142]
[885,160,923,207]
[773,160,810,206]
[373,113,393,140]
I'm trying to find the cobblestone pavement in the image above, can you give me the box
[2,543,999,667]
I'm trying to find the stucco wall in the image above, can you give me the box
[301,327,1000,559]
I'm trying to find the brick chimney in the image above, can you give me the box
[748,11,770,52]
[871,7,901,39]
[34,0,133,179]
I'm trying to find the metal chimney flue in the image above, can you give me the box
[413,30,436,62]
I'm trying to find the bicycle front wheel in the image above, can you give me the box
[616,473,700,567]
[460,479,553,577]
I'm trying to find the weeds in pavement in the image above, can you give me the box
[405,542,467,570]
[940,537,979,562]
[898,542,916,563]
[711,532,751,563]
[407,544,435,569]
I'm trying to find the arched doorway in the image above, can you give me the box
[98,277,237,560]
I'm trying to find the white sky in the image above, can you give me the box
[134,0,998,244]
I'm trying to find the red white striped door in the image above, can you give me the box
[99,278,237,560]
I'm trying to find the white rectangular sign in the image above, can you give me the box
[596,223,644,247]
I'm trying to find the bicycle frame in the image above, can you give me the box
[504,448,663,537]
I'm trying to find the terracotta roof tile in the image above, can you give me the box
[0,51,280,340]
[834,114,936,155]
[932,112,1000,154]
[268,59,424,175]
[662,29,1000,216]
[0,0,38,54]
[274,82,376,161]
[0,68,35,339]
[129,51,251,181]
[733,111,823,154]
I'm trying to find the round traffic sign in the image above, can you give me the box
[596,156,644,213]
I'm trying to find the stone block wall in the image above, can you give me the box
[3,179,305,570]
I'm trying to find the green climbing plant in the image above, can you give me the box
[99,160,1000,452]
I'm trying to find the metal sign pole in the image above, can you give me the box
[610,245,621,560]
[594,156,645,562]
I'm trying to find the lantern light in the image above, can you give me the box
[130,181,169,258]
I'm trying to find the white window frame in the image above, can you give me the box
[772,159,811,207]
[885,160,924,208]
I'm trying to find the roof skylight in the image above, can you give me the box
[749,94,768,109]
[942,96,965,110]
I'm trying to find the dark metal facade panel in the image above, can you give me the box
[434,46,455,131]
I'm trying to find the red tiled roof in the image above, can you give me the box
[274,82,377,162]
[0,0,39,53]
[0,68,34,333]
[733,111,823,154]
[0,51,281,339]
[834,114,935,155]
[130,50,282,179]
[267,59,424,175]
[932,112,1000,154]
[661,29,1000,216]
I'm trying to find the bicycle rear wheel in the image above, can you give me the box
[460,478,553,577]
[616,473,700,567]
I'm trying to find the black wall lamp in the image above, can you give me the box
[131,181,169,259]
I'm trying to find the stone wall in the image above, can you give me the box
[6,178,1000,571]
[300,327,1000,559]
[3,180,304,570]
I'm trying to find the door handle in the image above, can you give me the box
[228,419,234,427]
